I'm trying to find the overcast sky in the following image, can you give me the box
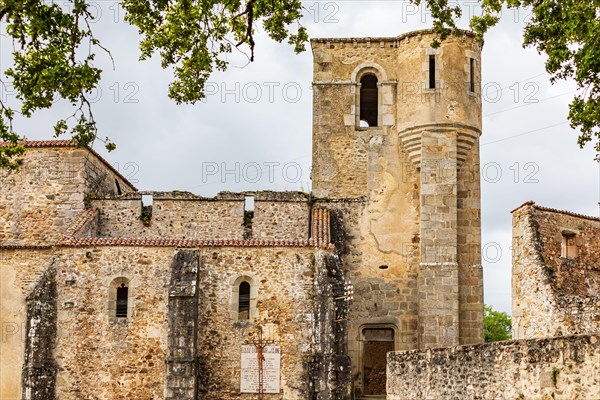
[1,1,599,314]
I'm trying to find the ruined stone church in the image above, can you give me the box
[1,28,599,400]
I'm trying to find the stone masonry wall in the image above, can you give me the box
[92,192,309,241]
[310,29,483,394]
[252,199,309,240]
[82,150,133,198]
[0,146,133,246]
[0,248,55,400]
[28,244,331,400]
[94,197,245,239]
[387,334,600,400]
[196,246,319,399]
[512,204,600,340]
[315,199,420,397]
[457,143,483,345]
[53,246,172,400]
[21,265,57,400]
[2,243,339,400]
[166,250,200,399]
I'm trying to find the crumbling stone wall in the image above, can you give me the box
[18,244,342,400]
[252,192,309,240]
[166,250,200,399]
[0,145,133,246]
[93,194,245,239]
[82,151,133,198]
[512,203,600,339]
[92,191,310,241]
[309,250,351,399]
[387,334,600,400]
[21,265,57,400]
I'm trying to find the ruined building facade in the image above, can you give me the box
[387,203,599,399]
[511,202,600,340]
[0,29,486,399]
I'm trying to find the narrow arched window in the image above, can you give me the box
[116,283,128,318]
[238,281,251,320]
[360,75,378,127]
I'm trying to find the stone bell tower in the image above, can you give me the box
[311,28,483,395]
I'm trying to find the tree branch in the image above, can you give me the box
[235,0,255,61]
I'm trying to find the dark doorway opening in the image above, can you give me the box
[363,327,394,395]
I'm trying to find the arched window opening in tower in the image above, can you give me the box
[238,281,251,320]
[116,283,128,318]
[360,74,378,127]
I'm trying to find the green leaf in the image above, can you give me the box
[484,304,512,342]
[1,0,599,168]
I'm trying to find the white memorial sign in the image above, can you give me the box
[240,344,281,393]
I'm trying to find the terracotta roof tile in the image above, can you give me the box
[310,207,331,247]
[510,201,536,214]
[0,244,52,250]
[61,236,332,249]
[0,140,76,148]
[63,208,98,239]
[511,201,600,222]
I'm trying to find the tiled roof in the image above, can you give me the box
[511,201,600,222]
[510,201,536,213]
[61,236,333,248]
[0,140,137,191]
[63,207,99,238]
[0,140,76,147]
[312,208,331,246]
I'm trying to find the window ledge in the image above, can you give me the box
[355,126,382,131]
[109,317,129,325]
[232,319,252,328]
[559,256,578,261]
